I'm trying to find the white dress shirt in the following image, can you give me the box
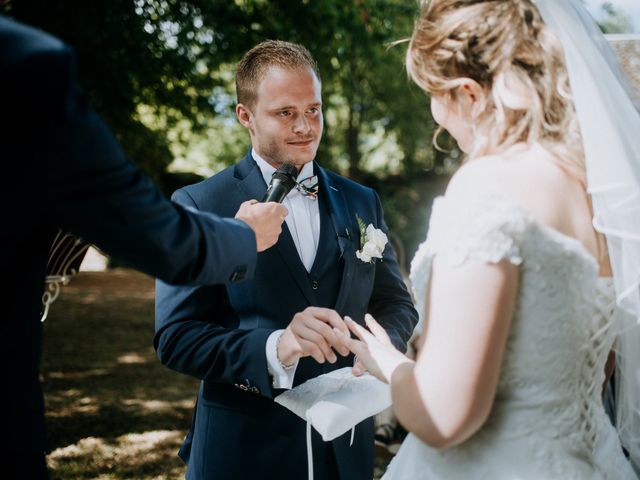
[253,151,320,388]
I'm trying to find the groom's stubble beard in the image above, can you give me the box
[259,135,320,169]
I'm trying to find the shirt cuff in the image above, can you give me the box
[266,329,298,389]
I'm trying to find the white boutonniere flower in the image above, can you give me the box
[355,213,388,263]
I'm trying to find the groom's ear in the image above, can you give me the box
[236,104,254,132]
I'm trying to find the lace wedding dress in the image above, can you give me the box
[383,192,637,479]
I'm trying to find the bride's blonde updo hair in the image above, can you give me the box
[407,0,585,186]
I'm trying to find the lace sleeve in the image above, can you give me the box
[426,192,531,267]
[409,193,531,327]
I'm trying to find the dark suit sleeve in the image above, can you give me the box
[3,19,256,285]
[153,189,277,397]
[368,191,418,352]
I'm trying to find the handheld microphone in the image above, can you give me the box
[262,163,298,203]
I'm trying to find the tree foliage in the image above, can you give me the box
[5,0,451,258]
[598,1,634,34]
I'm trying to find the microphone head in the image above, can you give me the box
[273,163,298,182]
[262,162,299,203]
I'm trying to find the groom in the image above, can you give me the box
[155,40,418,479]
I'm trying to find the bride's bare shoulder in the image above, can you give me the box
[444,154,510,199]
[444,147,576,224]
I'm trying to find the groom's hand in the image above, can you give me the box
[279,307,350,365]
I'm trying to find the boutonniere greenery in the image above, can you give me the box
[355,213,388,263]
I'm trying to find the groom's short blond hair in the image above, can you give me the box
[236,40,320,110]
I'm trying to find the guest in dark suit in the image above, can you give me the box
[155,40,418,480]
[0,16,287,480]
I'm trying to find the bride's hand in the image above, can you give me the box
[339,314,414,384]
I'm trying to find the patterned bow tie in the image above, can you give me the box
[296,175,319,199]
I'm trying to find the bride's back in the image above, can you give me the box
[449,143,602,269]
[398,145,632,479]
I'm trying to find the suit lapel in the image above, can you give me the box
[234,152,268,201]
[235,153,317,305]
[316,164,356,313]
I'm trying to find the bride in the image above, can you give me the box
[341,0,640,478]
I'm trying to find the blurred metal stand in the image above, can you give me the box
[40,230,90,322]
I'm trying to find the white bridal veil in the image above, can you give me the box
[534,0,640,472]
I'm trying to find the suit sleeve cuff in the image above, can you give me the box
[266,330,298,389]
[224,217,257,282]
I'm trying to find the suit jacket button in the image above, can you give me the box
[312,280,319,290]
[228,267,247,283]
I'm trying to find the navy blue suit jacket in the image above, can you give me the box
[0,16,258,474]
[155,153,418,479]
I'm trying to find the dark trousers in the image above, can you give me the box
[4,450,49,480]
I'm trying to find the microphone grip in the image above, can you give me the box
[262,181,291,203]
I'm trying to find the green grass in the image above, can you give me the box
[42,269,195,479]
[42,268,392,479]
